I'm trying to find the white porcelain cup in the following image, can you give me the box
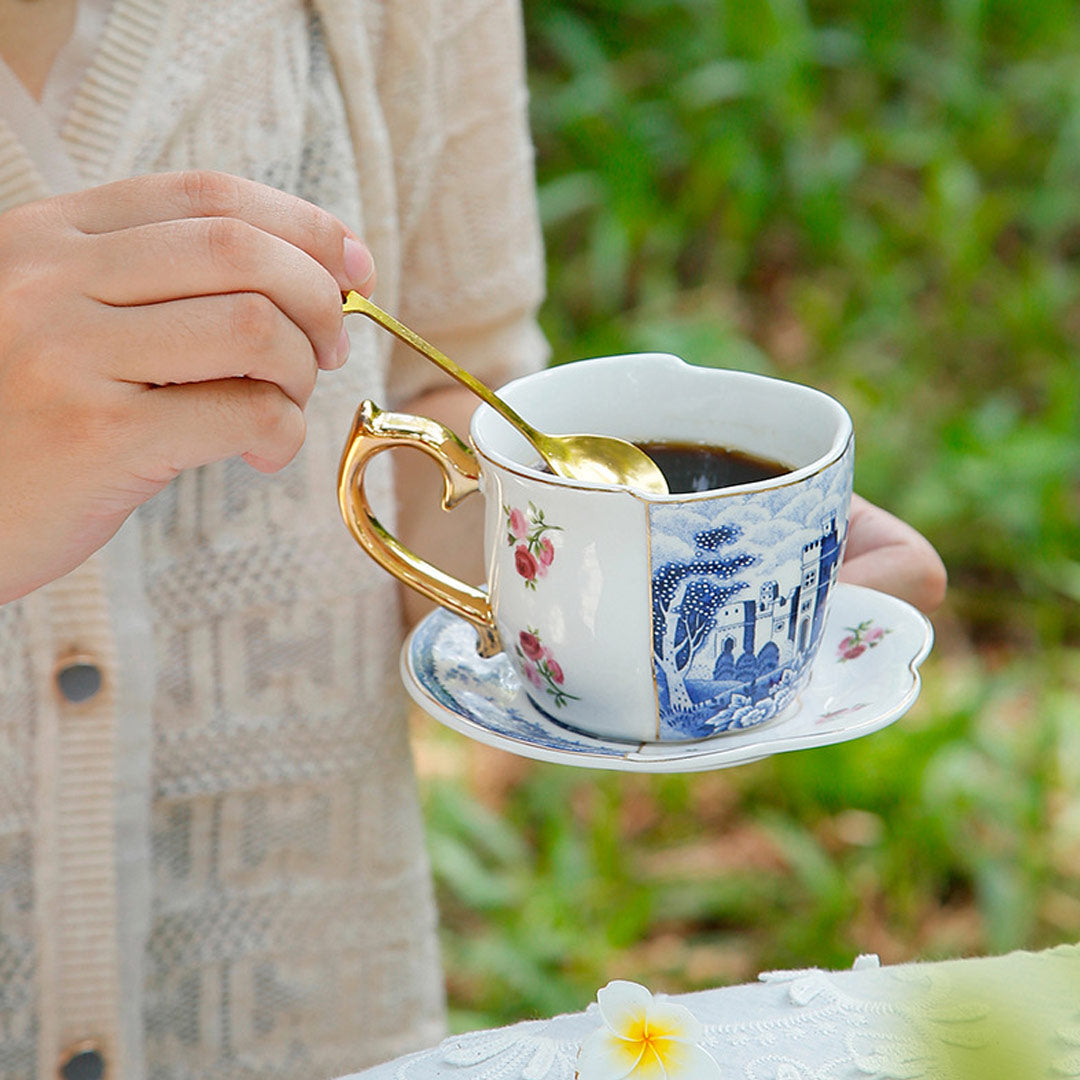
[339,354,854,742]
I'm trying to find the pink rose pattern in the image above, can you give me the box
[504,502,562,590]
[515,546,538,582]
[837,620,890,662]
[514,628,579,708]
[504,505,574,704]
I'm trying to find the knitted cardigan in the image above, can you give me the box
[0,2,547,1078]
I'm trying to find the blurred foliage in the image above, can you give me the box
[416,0,1080,1030]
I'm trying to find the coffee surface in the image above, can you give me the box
[635,441,789,494]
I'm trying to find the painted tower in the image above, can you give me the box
[681,510,841,685]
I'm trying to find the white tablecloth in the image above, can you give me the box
[350,945,1080,1080]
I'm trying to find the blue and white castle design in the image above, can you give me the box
[686,511,842,680]
[649,497,846,739]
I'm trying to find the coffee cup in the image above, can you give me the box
[339,353,853,742]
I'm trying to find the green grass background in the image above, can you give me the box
[415,0,1080,1030]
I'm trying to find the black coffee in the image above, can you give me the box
[636,441,789,494]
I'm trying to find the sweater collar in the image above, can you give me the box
[61,0,169,185]
[0,0,167,205]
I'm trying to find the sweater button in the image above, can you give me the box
[58,1043,106,1080]
[54,658,104,704]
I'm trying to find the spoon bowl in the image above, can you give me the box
[342,291,668,496]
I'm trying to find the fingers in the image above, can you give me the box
[58,171,375,294]
[82,215,346,369]
[0,174,375,600]
[136,378,307,477]
[840,495,948,614]
[97,293,321,407]
[29,170,376,377]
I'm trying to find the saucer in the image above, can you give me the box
[401,583,933,773]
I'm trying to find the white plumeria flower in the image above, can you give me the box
[577,980,722,1080]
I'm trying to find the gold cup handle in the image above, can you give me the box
[337,400,501,657]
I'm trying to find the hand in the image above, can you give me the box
[838,494,947,614]
[0,171,375,604]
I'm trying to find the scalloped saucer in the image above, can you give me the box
[401,583,933,772]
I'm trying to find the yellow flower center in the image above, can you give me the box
[630,1016,690,1077]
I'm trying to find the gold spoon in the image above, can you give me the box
[342,291,669,495]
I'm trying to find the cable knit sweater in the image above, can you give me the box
[0,2,547,1078]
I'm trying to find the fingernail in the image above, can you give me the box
[333,325,351,368]
[343,237,375,288]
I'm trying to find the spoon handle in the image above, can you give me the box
[343,291,545,446]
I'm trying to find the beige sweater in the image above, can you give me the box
[0,1,547,1078]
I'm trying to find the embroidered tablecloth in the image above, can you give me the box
[349,945,1080,1080]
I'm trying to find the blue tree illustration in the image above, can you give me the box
[653,524,756,712]
[674,580,727,670]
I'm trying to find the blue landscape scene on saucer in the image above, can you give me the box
[409,612,633,757]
